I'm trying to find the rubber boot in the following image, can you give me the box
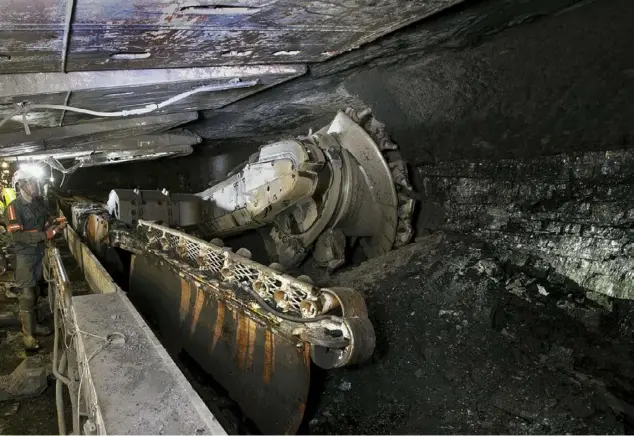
[32,289,52,337]
[18,287,44,350]
[19,310,40,351]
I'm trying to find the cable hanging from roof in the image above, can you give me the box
[0,78,259,134]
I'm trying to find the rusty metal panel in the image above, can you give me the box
[0,0,464,73]
[0,92,68,110]
[0,0,65,72]
[63,67,305,124]
[0,112,198,156]
[12,133,200,160]
[0,0,66,25]
[0,65,304,132]
[0,66,305,98]
[66,0,466,69]
[67,28,366,71]
[129,252,310,435]
[66,80,267,111]
[0,30,63,73]
[72,0,462,35]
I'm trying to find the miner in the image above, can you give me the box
[5,169,65,350]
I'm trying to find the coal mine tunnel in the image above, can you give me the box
[0,0,633,434]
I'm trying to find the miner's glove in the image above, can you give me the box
[46,217,67,229]
[46,226,62,240]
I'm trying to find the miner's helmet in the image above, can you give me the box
[11,169,38,192]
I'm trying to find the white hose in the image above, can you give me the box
[0,79,259,132]
[44,157,81,175]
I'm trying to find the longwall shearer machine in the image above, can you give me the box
[47,108,415,434]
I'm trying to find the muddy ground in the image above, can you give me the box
[306,233,634,434]
[0,292,59,435]
[0,242,89,436]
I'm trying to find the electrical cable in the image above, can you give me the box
[0,79,259,134]
[5,79,258,188]
[75,330,123,426]
[44,157,82,175]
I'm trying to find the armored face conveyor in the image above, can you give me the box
[50,206,376,434]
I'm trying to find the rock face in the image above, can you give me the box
[305,146,634,434]
[308,233,633,435]
[416,149,634,299]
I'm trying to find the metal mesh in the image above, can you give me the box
[137,220,317,315]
